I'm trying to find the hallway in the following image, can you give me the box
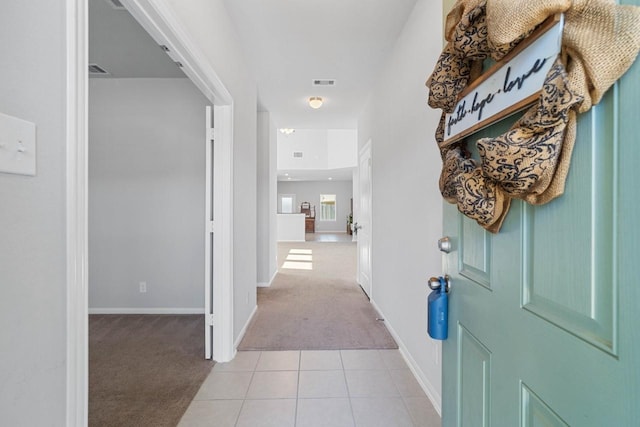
[179,349,440,427]
[239,240,395,350]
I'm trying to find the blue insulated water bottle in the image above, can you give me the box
[428,276,449,340]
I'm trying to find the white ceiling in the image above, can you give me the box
[89,0,185,78]
[222,0,419,129]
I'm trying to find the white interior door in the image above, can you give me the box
[357,141,372,298]
[205,104,234,363]
[204,105,214,359]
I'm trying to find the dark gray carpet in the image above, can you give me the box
[89,314,214,427]
[238,241,397,350]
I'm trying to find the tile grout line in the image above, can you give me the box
[233,351,262,427]
[340,349,358,427]
[400,395,421,427]
[384,349,420,427]
[294,350,301,427]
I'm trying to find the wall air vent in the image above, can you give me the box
[88,63,110,75]
[105,0,126,10]
[312,79,336,87]
[293,152,304,158]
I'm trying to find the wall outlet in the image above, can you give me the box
[139,281,147,293]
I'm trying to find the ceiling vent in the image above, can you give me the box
[293,152,304,158]
[88,63,110,75]
[312,79,336,87]
[104,0,126,10]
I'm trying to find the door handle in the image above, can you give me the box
[428,275,451,293]
[353,222,362,235]
[438,236,452,253]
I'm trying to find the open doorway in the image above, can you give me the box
[87,0,235,358]
[239,128,390,351]
[84,0,234,424]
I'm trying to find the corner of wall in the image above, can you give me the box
[234,304,258,349]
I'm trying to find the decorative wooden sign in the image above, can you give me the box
[443,15,564,145]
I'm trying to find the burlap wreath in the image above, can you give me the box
[426,0,640,233]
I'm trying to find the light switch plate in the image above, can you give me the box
[0,112,37,176]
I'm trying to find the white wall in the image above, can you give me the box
[257,112,278,286]
[357,0,445,412]
[327,129,358,169]
[89,78,208,311]
[161,0,258,339]
[277,180,353,233]
[277,129,329,170]
[277,129,357,170]
[0,3,68,425]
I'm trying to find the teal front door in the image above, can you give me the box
[441,8,640,427]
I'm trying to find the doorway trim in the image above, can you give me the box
[67,0,235,424]
[66,0,88,424]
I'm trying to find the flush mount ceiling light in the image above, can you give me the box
[308,97,323,109]
[279,128,295,135]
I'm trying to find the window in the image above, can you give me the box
[319,194,336,221]
[279,194,296,213]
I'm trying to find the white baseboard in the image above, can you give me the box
[370,300,442,416]
[88,307,204,315]
[234,304,258,349]
[258,271,278,288]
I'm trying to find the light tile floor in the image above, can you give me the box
[179,349,441,427]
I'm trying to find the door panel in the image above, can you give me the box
[459,215,492,289]
[521,89,617,354]
[520,383,569,427]
[442,3,639,424]
[204,105,214,359]
[357,141,372,297]
[458,325,492,427]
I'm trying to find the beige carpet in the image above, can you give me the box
[89,314,214,427]
[238,241,397,350]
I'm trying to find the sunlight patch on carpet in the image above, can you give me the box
[286,254,313,261]
[282,261,313,270]
[290,249,313,254]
